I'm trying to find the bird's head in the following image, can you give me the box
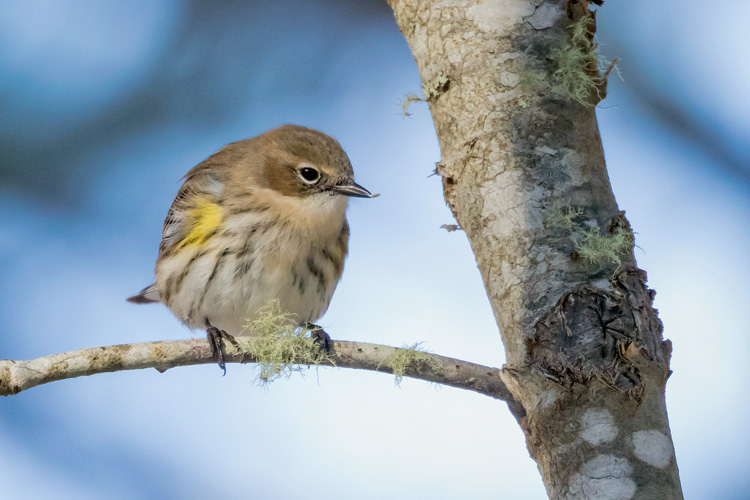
[216,125,377,233]
[256,124,378,201]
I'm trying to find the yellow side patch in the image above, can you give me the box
[180,199,223,248]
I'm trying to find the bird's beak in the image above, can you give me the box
[333,181,380,198]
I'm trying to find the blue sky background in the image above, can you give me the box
[1,1,748,498]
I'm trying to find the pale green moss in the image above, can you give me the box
[549,17,598,106]
[543,201,583,230]
[544,200,635,271]
[401,71,450,117]
[549,16,618,106]
[400,93,425,117]
[379,343,435,386]
[422,71,450,100]
[245,301,331,385]
[575,226,633,269]
[518,56,547,96]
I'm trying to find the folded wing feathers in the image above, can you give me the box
[126,283,161,304]
[130,166,224,304]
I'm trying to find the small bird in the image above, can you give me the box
[127,125,377,371]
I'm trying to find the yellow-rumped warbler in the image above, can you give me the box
[127,125,377,369]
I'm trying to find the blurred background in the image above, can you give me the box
[1,1,747,498]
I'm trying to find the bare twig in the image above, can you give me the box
[0,338,524,419]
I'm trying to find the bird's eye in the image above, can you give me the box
[298,166,321,184]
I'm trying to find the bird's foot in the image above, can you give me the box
[302,322,332,352]
[207,326,239,375]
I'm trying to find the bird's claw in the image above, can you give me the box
[207,326,239,375]
[304,322,332,352]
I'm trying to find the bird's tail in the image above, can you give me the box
[126,283,161,304]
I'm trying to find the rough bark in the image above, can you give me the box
[387,0,683,498]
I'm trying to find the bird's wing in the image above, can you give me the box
[159,167,225,256]
[126,282,161,303]
[127,167,224,305]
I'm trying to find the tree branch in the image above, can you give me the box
[0,338,525,419]
[387,0,683,496]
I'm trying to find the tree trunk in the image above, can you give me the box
[386,0,684,498]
